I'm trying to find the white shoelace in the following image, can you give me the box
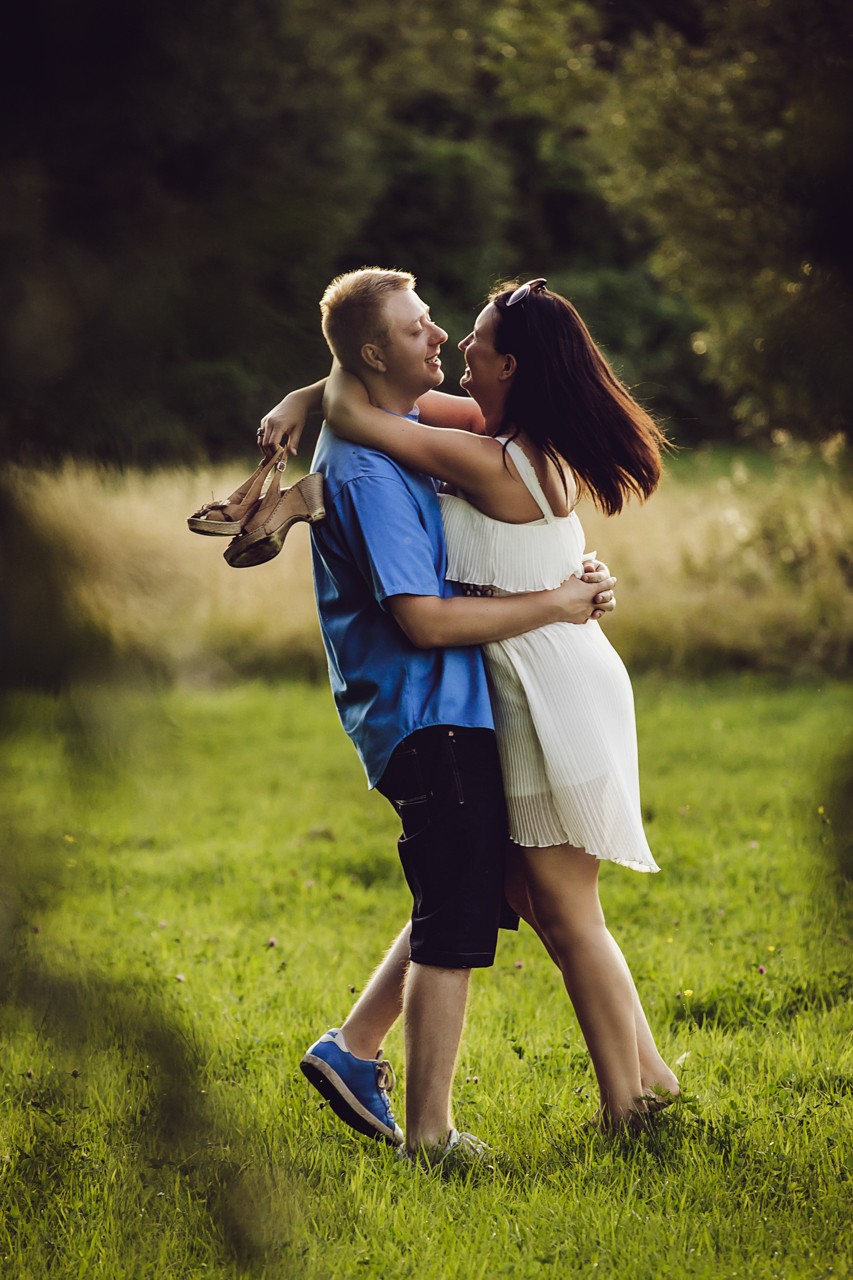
[375,1054,396,1094]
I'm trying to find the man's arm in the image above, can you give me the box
[389,571,616,648]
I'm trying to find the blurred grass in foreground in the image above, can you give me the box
[7,441,852,683]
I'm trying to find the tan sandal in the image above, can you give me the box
[223,457,325,568]
[187,448,285,535]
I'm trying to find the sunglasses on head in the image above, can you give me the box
[506,278,548,307]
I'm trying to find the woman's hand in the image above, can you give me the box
[553,571,617,625]
[257,379,326,456]
[580,553,608,580]
[579,554,615,621]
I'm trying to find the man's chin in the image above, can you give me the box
[406,367,444,401]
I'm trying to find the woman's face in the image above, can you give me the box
[458,304,508,407]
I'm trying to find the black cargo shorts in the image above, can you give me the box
[376,725,518,968]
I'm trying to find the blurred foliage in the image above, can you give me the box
[594,0,853,440]
[0,0,849,463]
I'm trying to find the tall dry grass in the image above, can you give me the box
[14,461,323,684]
[582,445,852,675]
[10,445,852,683]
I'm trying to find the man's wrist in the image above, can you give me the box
[547,594,567,626]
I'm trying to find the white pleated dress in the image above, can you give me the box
[439,439,659,873]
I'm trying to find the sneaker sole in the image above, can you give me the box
[300,1053,403,1146]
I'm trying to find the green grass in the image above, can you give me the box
[1,676,851,1279]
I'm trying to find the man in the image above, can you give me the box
[260,268,615,1162]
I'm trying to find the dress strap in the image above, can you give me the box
[502,439,555,522]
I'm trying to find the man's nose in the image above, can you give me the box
[430,322,448,344]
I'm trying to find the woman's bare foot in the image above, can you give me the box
[587,1071,681,1133]
[587,1106,653,1136]
[641,1067,680,1113]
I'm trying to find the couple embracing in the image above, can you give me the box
[260,268,679,1166]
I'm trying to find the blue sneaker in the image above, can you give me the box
[300,1029,404,1146]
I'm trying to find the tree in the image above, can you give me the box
[592,0,853,440]
[0,0,392,462]
[0,0,731,462]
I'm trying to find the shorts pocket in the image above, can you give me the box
[380,747,431,840]
[446,730,465,805]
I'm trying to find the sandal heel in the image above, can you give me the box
[295,472,326,523]
[223,464,325,569]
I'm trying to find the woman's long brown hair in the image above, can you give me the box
[490,283,668,515]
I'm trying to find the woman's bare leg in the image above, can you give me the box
[603,932,679,1103]
[519,842,649,1127]
[507,846,677,1108]
[505,844,557,966]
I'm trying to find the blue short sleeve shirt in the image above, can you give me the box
[310,419,494,787]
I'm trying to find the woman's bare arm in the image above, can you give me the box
[415,389,486,433]
[257,368,484,457]
[258,378,327,455]
[323,365,504,498]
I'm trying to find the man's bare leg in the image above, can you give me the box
[340,923,411,1059]
[402,961,470,1149]
[300,924,412,1147]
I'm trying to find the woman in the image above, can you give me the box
[279,279,679,1129]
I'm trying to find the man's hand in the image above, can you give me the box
[554,569,617,625]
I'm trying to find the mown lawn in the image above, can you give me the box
[1,675,851,1279]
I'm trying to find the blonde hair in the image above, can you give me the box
[320,267,415,372]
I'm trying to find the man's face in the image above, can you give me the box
[373,289,448,398]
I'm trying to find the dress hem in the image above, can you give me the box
[509,831,659,874]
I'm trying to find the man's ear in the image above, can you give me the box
[361,343,387,373]
[498,352,517,382]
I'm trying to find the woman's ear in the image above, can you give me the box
[498,352,517,382]
[361,343,387,373]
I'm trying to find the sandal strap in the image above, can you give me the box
[193,447,286,518]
